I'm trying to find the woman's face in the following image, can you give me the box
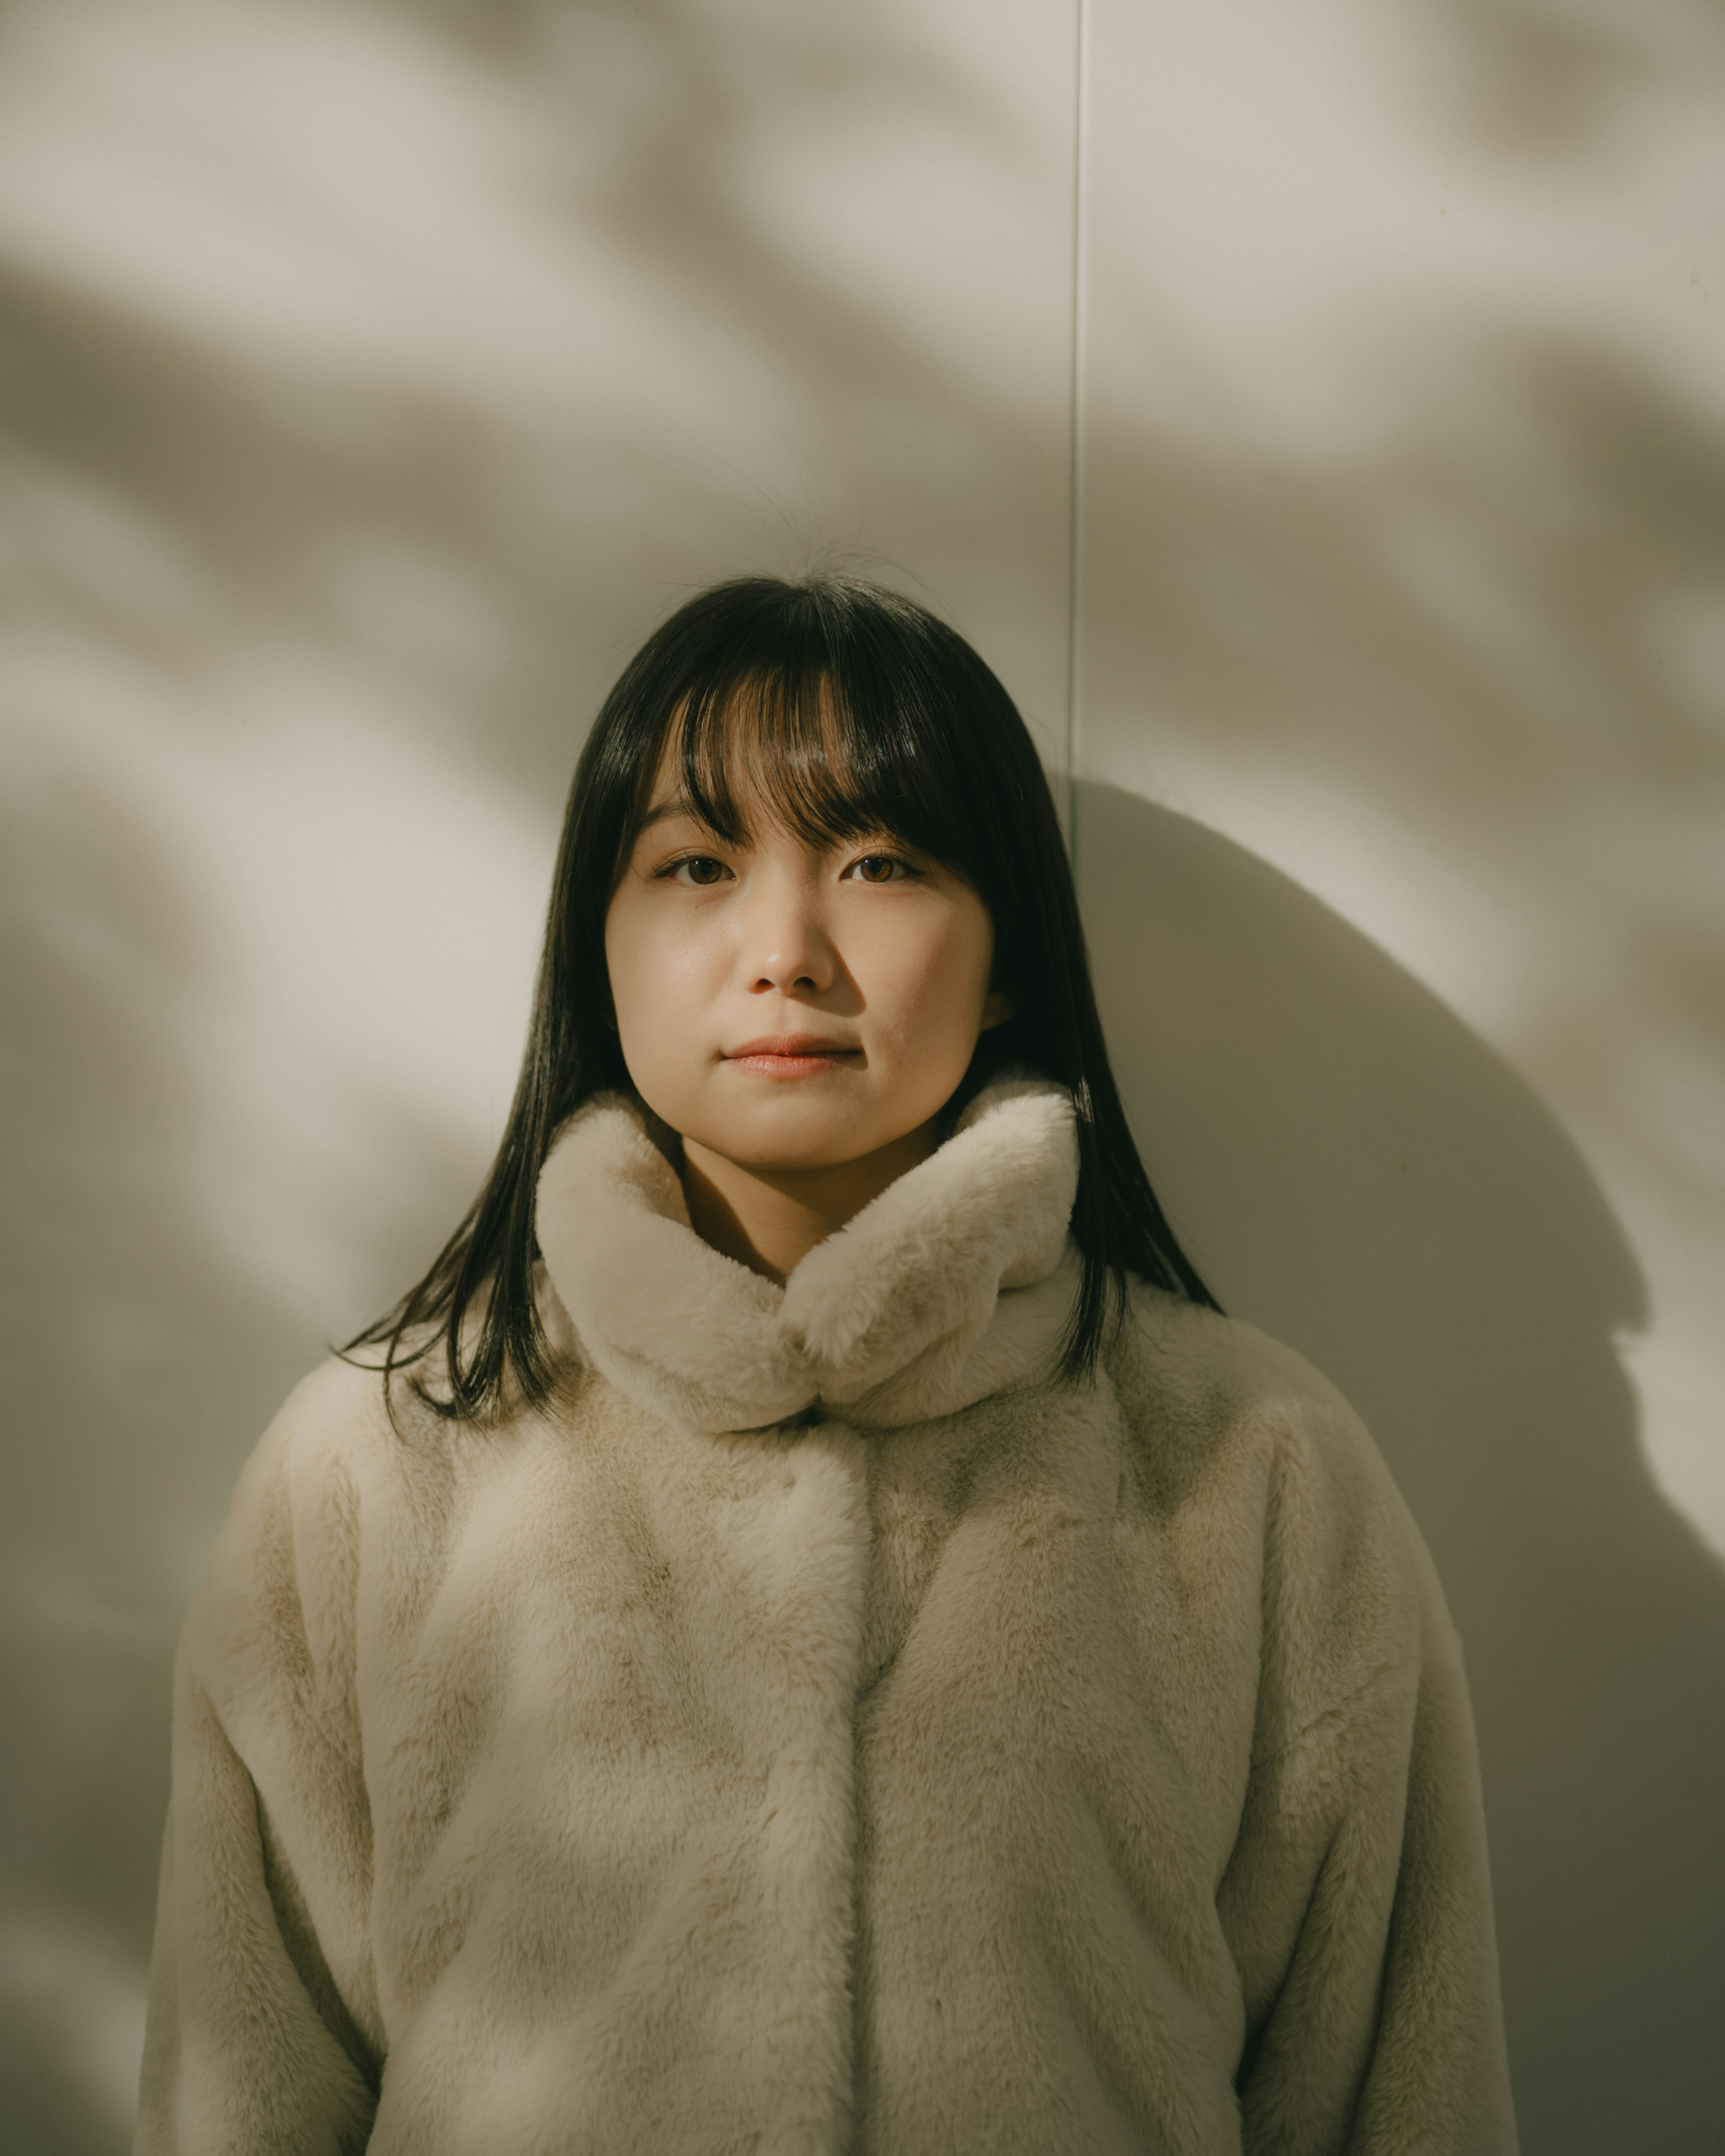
[605,752,1009,1172]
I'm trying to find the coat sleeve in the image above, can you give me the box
[1218,1376,1517,2156]
[135,1370,383,2156]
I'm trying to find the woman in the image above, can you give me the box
[136,576,1517,2154]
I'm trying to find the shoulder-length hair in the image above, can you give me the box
[348,574,1217,1418]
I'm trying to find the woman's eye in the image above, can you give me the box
[666,854,732,886]
[849,854,915,884]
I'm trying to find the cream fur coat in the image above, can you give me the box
[137,1078,1517,2155]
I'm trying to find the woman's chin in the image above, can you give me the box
[684,1107,893,1176]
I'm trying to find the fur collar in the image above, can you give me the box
[534,1075,1080,1433]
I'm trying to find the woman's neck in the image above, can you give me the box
[680,1120,940,1284]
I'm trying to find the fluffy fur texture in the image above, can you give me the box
[137,1079,1517,2154]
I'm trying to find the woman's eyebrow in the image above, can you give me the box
[637,793,706,831]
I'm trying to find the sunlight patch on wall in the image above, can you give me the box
[5,599,553,1343]
[1084,0,1725,463]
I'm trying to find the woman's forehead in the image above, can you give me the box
[640,688,880,843]
[641,730,774,828]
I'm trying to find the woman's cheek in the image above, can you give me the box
[613,906,718,1040]
[918,909,992,1031]
[871,915,990,1076]
[608,923,687,1107]
[637,940,713,1073]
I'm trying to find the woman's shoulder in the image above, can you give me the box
[173,1356,385,1724]
[182,1352,439,1661]
[1108,1283,1454,1706]
[225,1350,406,1513]
[1106,1280,1367,1458]
[1106,1281,1436,1579]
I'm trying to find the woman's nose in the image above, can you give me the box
[741,883,836,995]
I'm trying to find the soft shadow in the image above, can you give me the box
[1079,779,1725,2153]
[0,698,485,2152]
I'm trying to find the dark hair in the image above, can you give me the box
[348,574,1218,1418]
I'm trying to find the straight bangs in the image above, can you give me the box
[616,639,989,897]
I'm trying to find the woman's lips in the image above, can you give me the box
[722,1035,862,1078]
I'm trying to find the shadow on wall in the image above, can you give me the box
[1079,779,1725,2156]
[0,724,482,2155]
[0,788,282,2150]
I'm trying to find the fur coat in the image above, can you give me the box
[136,1078,1517,2155]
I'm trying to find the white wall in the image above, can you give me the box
[1076,4,1725,2149]
[0,4,1078,2143]
[1,3,1720,2150]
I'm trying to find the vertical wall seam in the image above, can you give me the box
[1064,0,1090,867]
